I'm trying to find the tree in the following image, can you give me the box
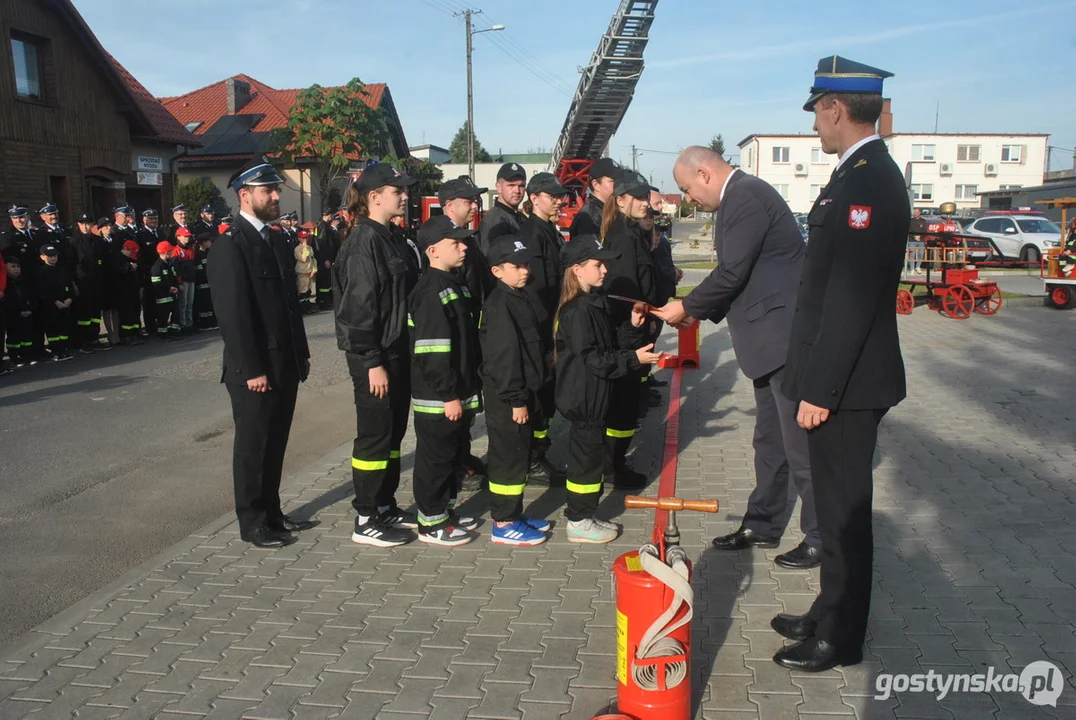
[174,176,230,217]
[268,78,389,206]
[383,155,444,199]
[448,121,492,164]
[679,199,698,218]
[709,134,726,159]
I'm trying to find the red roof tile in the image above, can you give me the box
[662,193,683,205]
[160,75,388,137]
[108,54,200,147]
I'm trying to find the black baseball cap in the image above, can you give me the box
[96,217,111,227]
[416,215,474,251]
[353,163,415,194]
[2,250,20,265]
[560,234,619,266]
[588,158,620,180]
[526,172,567,197]
[438,177,487,204]
[39,243,59,256]
[496,163,527,181]
[76,213,93,224]
[487,234,536,266]
[614,170,651,199]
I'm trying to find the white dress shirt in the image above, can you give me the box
[836,134,881,173]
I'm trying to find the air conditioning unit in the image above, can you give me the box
[984,163,998,176]
[794,162,807,176]
[939,163,953,176]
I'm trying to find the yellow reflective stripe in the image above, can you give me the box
[407,315,415,327]
[419,512,449,526]
[488,482,526,496]
[414,338,451,354]
[606,428,635,439]
[532,429,549,440]
[352,458,388,471]
[390,450,401,459]
[478,310,484,328]
[155,297,173,304]
[414,404,445,414]
[566,480,602,494]
[151,276,162,282]
[76,320,91,326]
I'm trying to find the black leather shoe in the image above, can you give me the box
[240,527,297,548]
[269,515,319,533]
[612,467,648,490]
[527,459,566,487]
[770,613,817,641]
[712,527,780,550]
[773,638,862,672]
[775,542,822,569]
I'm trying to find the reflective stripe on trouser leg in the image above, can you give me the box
[413,412,468,532]
[486,390,533,522]
[565,422,605,522]
[348,358,407,518]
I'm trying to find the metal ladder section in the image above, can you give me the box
[550,0,658,170]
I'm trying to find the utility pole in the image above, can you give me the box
[632,145,638,172]
[455,8,503,182]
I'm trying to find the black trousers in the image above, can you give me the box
[41,304,72,352]
[807,408,886,650]
[743,367,819,547]
[315,268,333,308]
[348,355,410,517]
[566,421,605,522]
[486,390,533,522]
[141,280,157,334]
[413,410,471,530]
[530,378,555,457]
[118,291,141,338]
[226,381,299,533]
[75,282,102,346]
[604,375,641,478]
[155,298,177,336]
[194,284,215,328]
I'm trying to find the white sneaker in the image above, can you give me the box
[566,518,618,544]
[419,526,475,546]
[593,519,620,532]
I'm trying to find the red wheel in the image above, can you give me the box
[896,288,914,315]
[1049,285,1076,309]
[974,287,1002,315]
[941,285,974,319]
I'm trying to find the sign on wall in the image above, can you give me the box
[137,156,164,171]
[137,172,163,186]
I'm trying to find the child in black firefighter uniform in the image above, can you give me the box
[554,236,661,543]
[36,243,75,361]
[150,241,179,339]
[2,253,37,366]
[194,235,216,329]
[109,240,144,345]
[480,234,553,546]
[409,215,483,546]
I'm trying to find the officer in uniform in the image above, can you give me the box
[166,204,189,244]
[569,157,619,240]
[1,206,39,273]
[478,163,527,254]
[771,56,908,672]
[193,205,217,244]
[38,203,75,273]
[208,158,314,548]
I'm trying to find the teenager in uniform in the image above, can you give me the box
[771,56,908,673]
[333,163,421,548]
[2,253,36,366]
[407,215,486,546]
[36,243,75,361]
[598,170,660,489]
[194,234,217,329]
[172,227,198,334]
[478,163,527,254]
[480,234,554,545]
[569,158,619,240]
[150,241,180,340]
[69,214,106,352]
[106,240,144,345]
[313,208,339,310]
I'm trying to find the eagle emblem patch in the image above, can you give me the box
[849,206,871,230]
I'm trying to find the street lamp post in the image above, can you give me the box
[458,8,504,181]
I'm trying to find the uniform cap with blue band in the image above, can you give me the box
[228,158,285,193]
[804,55,893,112]
[8,205,28,218]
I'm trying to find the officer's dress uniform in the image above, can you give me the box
[779,56,908,667]
[408,266,482,532]
[208,208,311,539]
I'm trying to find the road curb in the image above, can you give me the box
[0,439,354,663]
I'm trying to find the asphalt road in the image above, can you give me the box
[0,310,357,651]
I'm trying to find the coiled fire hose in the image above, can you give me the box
[633,543,693,691]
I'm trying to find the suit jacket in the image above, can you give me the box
[782,138,908,411]
[682,172,804,379]
[207,214,310,388]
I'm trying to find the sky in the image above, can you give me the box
[74,0,1076,193]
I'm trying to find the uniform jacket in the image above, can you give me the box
[106,225,132,256]
[207,214,311,387]
[162,224,189,245]
[0,228,39,274]
[682,172,805,380]
[172,242,197,282]
[569,195,604,240]
[3,272,36,321]
[136,226,163,276]
[554,291,641,424]
[192,219,217,244]
[408,267,482,413]
[652,232,677,304]
[333,216,420,369]
[478,201,524,255]
[782,138,908,411]
[313,222,339,266]
[71,231,104,281]
[36,262,73,304]
[602,214,658,350]
[106,252,141,304]
[457,234,493,305]
[479,280,551,409]
[195,249,211,292]
[519,213,563,343]
[149,257,178,305]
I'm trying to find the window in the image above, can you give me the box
[772,146,790,164]
[999,184,1022,190]
[955,184,978,200]
[774,184,789,200]
[1001,145,1022,163]
[910,184,933,201]
[997,218,1017,234]
[810,184,822,198]
[184,121,203,132]
[810,147,824,164]
[744,147,753,170]
[10,35,42,99]
[957,144,981,162]
[911,144,936,161]
[1017,219,1059,233]
[974,218,1001,233]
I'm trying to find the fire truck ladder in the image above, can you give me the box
[550,0,658,192]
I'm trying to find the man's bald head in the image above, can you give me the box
[673,145,733,212]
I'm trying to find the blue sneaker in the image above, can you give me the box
[520,516,551,533]
[492,519,548,546]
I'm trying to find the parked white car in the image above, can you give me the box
[965,214,1061,263]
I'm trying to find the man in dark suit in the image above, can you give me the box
[655,146,819,570]
[208,158,316,549]
[770,56,908,672]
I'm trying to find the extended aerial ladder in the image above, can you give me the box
[551,0,658,230]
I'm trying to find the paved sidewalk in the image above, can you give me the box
[2,306,1075,719]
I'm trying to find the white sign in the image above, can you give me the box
[137,172,163,186]
[137,156,163,171]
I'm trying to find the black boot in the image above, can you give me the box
[528,443,565,487]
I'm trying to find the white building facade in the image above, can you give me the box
[737,133,1048,214]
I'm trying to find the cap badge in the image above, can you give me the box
[513,241,525,252]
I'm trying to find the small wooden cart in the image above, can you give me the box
[1035,198,1076,310]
